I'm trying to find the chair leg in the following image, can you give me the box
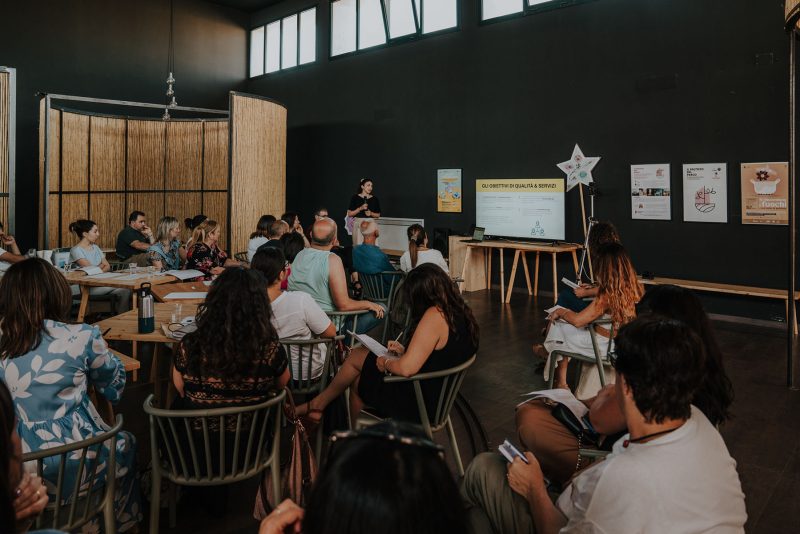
[271,460,281,506]
[168,481,177,528]
[445,416,465,477]
[103,481,116,534]
[149,468,161,534]
[315,421,324,464]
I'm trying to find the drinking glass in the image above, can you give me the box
[171,303,183,324]
[128,263,137,275]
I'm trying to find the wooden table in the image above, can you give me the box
[64,270,179,321]
[459,241,582,304]
[151,281,209,303]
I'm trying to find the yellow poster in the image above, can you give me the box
[740,162,788,225]
[437,169,462,212]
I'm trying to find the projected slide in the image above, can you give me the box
[476,179,565,240]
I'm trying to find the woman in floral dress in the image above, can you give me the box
[184,219,239,280]
[0,258,141,532]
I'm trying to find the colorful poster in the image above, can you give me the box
[682,163,728,223]
[437,169,462,213]
[631,164,671,220]
[740,162,788,225]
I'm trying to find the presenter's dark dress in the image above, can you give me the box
[348,194,381,216]
[358,315,477,423]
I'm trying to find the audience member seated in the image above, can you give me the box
[255,220,290,257]
[519,283,735,487]
[535,242,643,398]
[282,211,310,247]
[115,210,153,263]
[258,421,466,534]
[185,219,238,280]
[556,221,620,313]
[288,218,385,335]
[0,379,52,534]
[281,232,306,264]
[461,317,747,534]
[247,214,276,262]
[352,220,396,292]
[306,207,329,241]
[147,216,185,272]
[0,221,24,271]
[172,268,289,418]
[251,247,336,380]
[0,259,141,532]
[297,264,478,425]
[400,224,449,273]
[69,219,131,315]
[184,214,208,248]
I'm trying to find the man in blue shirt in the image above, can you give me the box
[352,220,397,293]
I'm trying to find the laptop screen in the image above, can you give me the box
[473,227,485,241]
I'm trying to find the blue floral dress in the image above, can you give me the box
[0,321,142,532]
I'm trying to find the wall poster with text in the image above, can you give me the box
[740,162,788,225]
[631,164,671,220]
[682,163,728,223]
[437,169,462,213]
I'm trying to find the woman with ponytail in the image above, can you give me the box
[399,224,449,273]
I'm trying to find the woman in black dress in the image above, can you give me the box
[297,263,479,424]
[347,178,381,219]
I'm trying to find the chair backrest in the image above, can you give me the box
[143,390,285,484]
[280,336,339,396]
[234,251,249,263]
[23,415,124,532]
[359,271,404,304]
[384,354,476,437]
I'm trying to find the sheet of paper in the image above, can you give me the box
[86,272,122,279]
[518,389,589,425]
[561,277,579,289]
[114,274,148,281]
[346,330,393,358]
[163,269,204,281]
[78,266,104,276]
[163,292,207,299]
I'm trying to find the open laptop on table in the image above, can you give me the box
[463,226,485,243]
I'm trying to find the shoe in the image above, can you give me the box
[531,344,549,360]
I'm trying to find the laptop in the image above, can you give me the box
[463,226,485,243]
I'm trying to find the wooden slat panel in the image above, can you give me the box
[60,194,88,249]
[90,193,125,249]
[166,192,201,229]
[229,95,286,255]
[203,120,228,190]
[0,197,7,231]
[61,112,90,192]
[127,192,164,231]
[0,71,8,195]
[127,120,165,191]
[90,116,125,191]
[47,194,59,249]
[39,108,61,194]
[166,121,202,190]
[203,192,228,250]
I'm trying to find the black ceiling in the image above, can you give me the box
[208,0,285,13]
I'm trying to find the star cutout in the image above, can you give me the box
[557,144,601,191]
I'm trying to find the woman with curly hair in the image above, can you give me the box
[297,263,478,424]
[536,243,643,398]
[172,268,289,413]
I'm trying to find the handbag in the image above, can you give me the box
[253,388,318,520]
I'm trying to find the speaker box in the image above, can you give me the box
[432,228,452,259]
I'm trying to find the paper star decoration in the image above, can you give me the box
[557,144,601,192]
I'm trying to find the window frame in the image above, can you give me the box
[249,4,318,80]
[478,0,598,26]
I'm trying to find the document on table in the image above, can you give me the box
[345,331,397,359]
[163,292,207,299]
[78,266,104,276]
[114,274,149,281]
[163,269,204,281]
[86,271,122,279]
[517,388,589,422]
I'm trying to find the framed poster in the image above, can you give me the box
[682,163,728,223]
[437,169,462,213]
[740,162,788,225]
[631,164,671,220]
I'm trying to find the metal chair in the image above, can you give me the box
[547,319,615,390]
[234,251,249,263]
[326,310,364,349]
[358,271,405,343]
[143,391,285,533]
[23,415,124,533]
[356,354,476,476]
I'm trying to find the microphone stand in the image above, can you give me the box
[577,184,598,283]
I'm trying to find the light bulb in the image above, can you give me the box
[166,86,174,97]
[166,72,175,84]
[162,108,171,120]
[169,96,177,107]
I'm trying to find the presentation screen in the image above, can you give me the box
[476,179,565,240]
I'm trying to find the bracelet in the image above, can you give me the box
[383,357,392,376]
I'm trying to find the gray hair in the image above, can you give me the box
[359,220,378,237]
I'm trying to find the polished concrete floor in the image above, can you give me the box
[115,289,800,533]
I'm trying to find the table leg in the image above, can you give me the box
[551,253,558,304]
[571,250,580,279]
[499,249,505,303]
[522,252,532,295]
[459,246,472,293]
[152,344,162,405]
[505,250,520,303]
[534,252,540,296]
[132,341,139,382]
[77,286,90,322]
[487,249,492,290]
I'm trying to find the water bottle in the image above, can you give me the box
[137,282,155,334]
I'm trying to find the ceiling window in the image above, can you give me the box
[249,7,316,77]
[481,0,597,23]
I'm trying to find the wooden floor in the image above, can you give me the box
[114,289,800,533]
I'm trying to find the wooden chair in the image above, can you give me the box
[547,319,615,390]
[143,391,285,533]
[23,415,124,534]
[355,354,476,476]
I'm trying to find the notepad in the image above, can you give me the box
[561,277,579,289]
[78,266,103,276]
[345,331,397,358]
[163,269,204,281]
[86,272,122,279]
[163,292,207,299]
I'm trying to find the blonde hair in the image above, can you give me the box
[155,216,180,244]
[190,219,221,247]
[594,243,644,327]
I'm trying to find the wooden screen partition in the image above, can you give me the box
[0,67,15,232]
[228,92,287,255]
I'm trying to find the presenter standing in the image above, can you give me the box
[347,178,381,220]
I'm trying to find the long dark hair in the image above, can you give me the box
[250,214,276,239]
[0,259,72,359]
[179,268,279,379]
[640,284,734,425]
[303,421,467,534]
[281,212,300,228]
[594,243,643,326]
[0,380,18,534]
[587,221,620,258]
[402,263,479,348]
[406,224,427,269]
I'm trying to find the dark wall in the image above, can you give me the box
[248,0,791,322]
[0,0,248,247]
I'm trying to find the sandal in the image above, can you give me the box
[531,343,549,361]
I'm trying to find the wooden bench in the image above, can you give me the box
[639,276,800,334]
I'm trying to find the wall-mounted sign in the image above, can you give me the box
[631,164,671,220]
[682,163,728,223]
[740,162,788,225]
[437,169,462,213]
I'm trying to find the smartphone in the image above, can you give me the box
[498,439,529,464]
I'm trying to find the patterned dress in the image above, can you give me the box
[0,321,141,532]
[185,243,228,280]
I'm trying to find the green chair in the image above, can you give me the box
[326,310,365,349]
[355,354,476,476]
[234,251,249,263]
[143,391,285,533]
[22,415,124,534]
[547,319,615,390]
[358,271,405,343]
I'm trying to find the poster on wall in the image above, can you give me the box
[740,162,788,225]
[682,163,728,223]
[630,164,671,220]
[437,169,462,213]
